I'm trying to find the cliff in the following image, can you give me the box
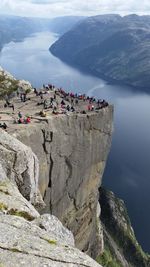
[0,129,102,267]
[11,106,113,257]
[98,188,150,267]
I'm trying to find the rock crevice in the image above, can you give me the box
[14,107,113,257]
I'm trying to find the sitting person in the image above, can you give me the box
[18,111,23,118]
[61,99,65,106]
[71,106,75,112]
[25,117,31,123]
[18,118,23,124]
[66,105,70,111]
[40,110,46,117]
[0,122,7,129]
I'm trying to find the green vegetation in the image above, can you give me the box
[0,204,34,221]
[10,248,21,253]
[25,88,31,94]
[44,238,57,245]
[0,74,19,99]
[0,74,5,83]
[100,187,150,267]
[0,203,8,211]
[7,209,34,221]
[97,247,122,267]
[0,188,10,195]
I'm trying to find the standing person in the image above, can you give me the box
[12,104,15,112]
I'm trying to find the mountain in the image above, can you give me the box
[0,15,45,50]
[47,16,85,35]
[0,15,84,51]
[50,14,150,90]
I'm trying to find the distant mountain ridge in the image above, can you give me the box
[0,15,84,51]
[50,14,150,90]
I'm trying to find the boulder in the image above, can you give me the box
[0,129,44,208]
[0,214,102,267]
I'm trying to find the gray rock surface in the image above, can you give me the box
[0,178,39,219]
[0,129,44,207]
[33,214,75,246]
[13,106,113,257]
[0,128,102,267]
[0,214,102,267]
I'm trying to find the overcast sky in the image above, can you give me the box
[0,0,150,18]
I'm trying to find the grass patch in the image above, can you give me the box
[7,209,34,221]
[96,247,122,267]
[0,203,8,211]
[100,187,150,267]
[44,238,57,245]
[0,188,10,195]
[10,248,21,253]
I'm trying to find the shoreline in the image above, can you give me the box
[50,48,150,94]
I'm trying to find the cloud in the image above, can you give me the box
[0,0,150,18]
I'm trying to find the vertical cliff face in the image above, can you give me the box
[13,106,113,257]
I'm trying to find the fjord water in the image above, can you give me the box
[0,31,150,252]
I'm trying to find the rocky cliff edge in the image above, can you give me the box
[12,106,113,257]
[0,129,102,267]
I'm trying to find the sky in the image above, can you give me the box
[0,0,150,18]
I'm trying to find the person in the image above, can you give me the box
[0,122,7,129]
[18,118,23,124]
[12,104,15,112]
[81,110,86,114]
[71,106,75,112]
[34,88,37,94]
[26,117,31,123]
[23,93,27,102]
[88,104,91,111]
[61,99,65,106]
[91,105,94,111]
[40,110,46,117]
[18,111,22,118]
[66,105,70,111]
[3,123,7,129]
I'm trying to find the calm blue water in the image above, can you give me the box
[0,31,150,252]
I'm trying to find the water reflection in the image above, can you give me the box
[0,31,150,252]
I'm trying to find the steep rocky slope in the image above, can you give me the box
[98,188,150,267]
[0,66,32,98]
[0,129,102,267]
[50,14,150,90]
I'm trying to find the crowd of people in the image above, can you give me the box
[33,83,109,117]
[0,82,109,130]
